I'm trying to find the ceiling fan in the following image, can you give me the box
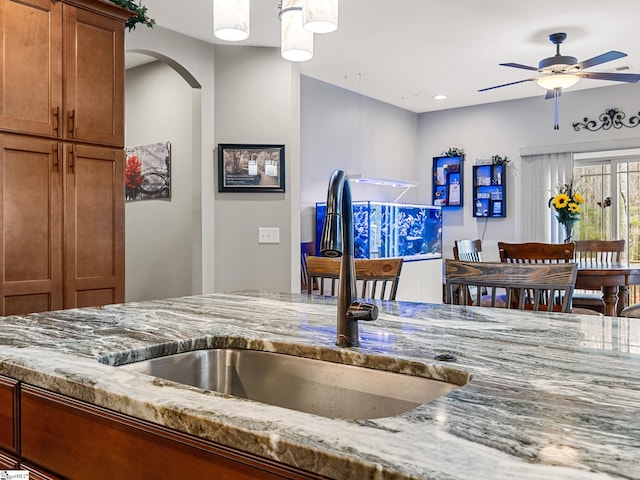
[478,32,640,129]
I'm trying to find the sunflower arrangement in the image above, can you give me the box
[549,178,584,238]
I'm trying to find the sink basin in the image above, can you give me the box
[118,348,467,420]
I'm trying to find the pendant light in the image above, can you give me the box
[280,0,313,62]
[213,0,250,42]
[303,0,338,33]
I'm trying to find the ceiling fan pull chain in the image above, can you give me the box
[554,90,560,130]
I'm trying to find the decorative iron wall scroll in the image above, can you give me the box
[573,107,640,132]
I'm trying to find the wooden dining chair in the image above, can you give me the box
[444,259,578,313]
[498,241,575,264]
[300,242,316,291]
[572,240,625,313]
[574,240,625,265]
[306,256,403,300]
[620,303,640,318]
[453,239,483,262]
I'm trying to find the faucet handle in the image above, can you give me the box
[347,302,378,321]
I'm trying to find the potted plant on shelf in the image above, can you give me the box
[443,147,465,158]
[108,0,155,30]
[491,155,510,166]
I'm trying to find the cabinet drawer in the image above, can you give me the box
[0,375,19,453]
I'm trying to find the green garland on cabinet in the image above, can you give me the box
[108,0,155,31]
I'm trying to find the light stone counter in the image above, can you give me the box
[0,292,638,479]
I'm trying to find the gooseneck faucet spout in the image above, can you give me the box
[320,170,378,347]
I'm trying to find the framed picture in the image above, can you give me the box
[492,200,503,216]
[125,141,171,202]
[475,198,490,217]
[218,144,285,192]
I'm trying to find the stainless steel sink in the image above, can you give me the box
[118,348,467,420]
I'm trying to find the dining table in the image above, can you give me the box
[575,262,640,316]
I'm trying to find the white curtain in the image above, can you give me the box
[520,152,573,243]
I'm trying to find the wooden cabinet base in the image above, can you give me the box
[20,385,326,480]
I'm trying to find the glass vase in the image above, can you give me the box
[563,222,575,243]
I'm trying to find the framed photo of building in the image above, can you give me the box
[218,144,285,193]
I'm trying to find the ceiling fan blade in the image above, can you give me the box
[577,71,640,83]
[478,78,537,92]
[574,51,627,70]
[499,62,539,71]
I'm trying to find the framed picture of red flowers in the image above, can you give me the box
[217,144,285,193]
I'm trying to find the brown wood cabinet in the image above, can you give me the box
[0,0,127,314]
[0,375,327,480]
[0,0,125,145]
[0,451,19,470]
[0,375,18,454]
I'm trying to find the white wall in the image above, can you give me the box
[417,83,640,261]
[300,76,419,243]
[125,61,193,301]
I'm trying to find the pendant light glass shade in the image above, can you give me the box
[303,0,338,33]
[280,0,313,62]
[213,0,250,42]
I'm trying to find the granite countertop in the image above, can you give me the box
[0,292,638,479]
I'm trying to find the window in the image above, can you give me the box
[574,151,640,263]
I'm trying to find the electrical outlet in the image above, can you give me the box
[258,227,280,244]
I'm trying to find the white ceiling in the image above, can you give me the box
[127,0,640,113]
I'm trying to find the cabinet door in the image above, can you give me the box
[0,375,18,454]
[0,0,63,137]
[63,143,123,308]
[0,135,63,314]
[63,3,124,146]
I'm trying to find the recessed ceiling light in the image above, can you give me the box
[433,94,447,100]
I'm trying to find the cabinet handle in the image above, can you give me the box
[53,106,60,136]
[69,145,75,173]
[53,144,60,171]
[68,109,76,138]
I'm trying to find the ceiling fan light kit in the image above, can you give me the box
[479,32,640,129]
[536,74,580,91]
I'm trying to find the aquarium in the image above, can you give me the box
[315,202,442,261]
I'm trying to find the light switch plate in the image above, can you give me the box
[258,227,280,244]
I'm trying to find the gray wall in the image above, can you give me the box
[125,27,301,300]
[125,61,194,301]
[214,45,300,293]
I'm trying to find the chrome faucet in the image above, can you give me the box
[320,170,378,347]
